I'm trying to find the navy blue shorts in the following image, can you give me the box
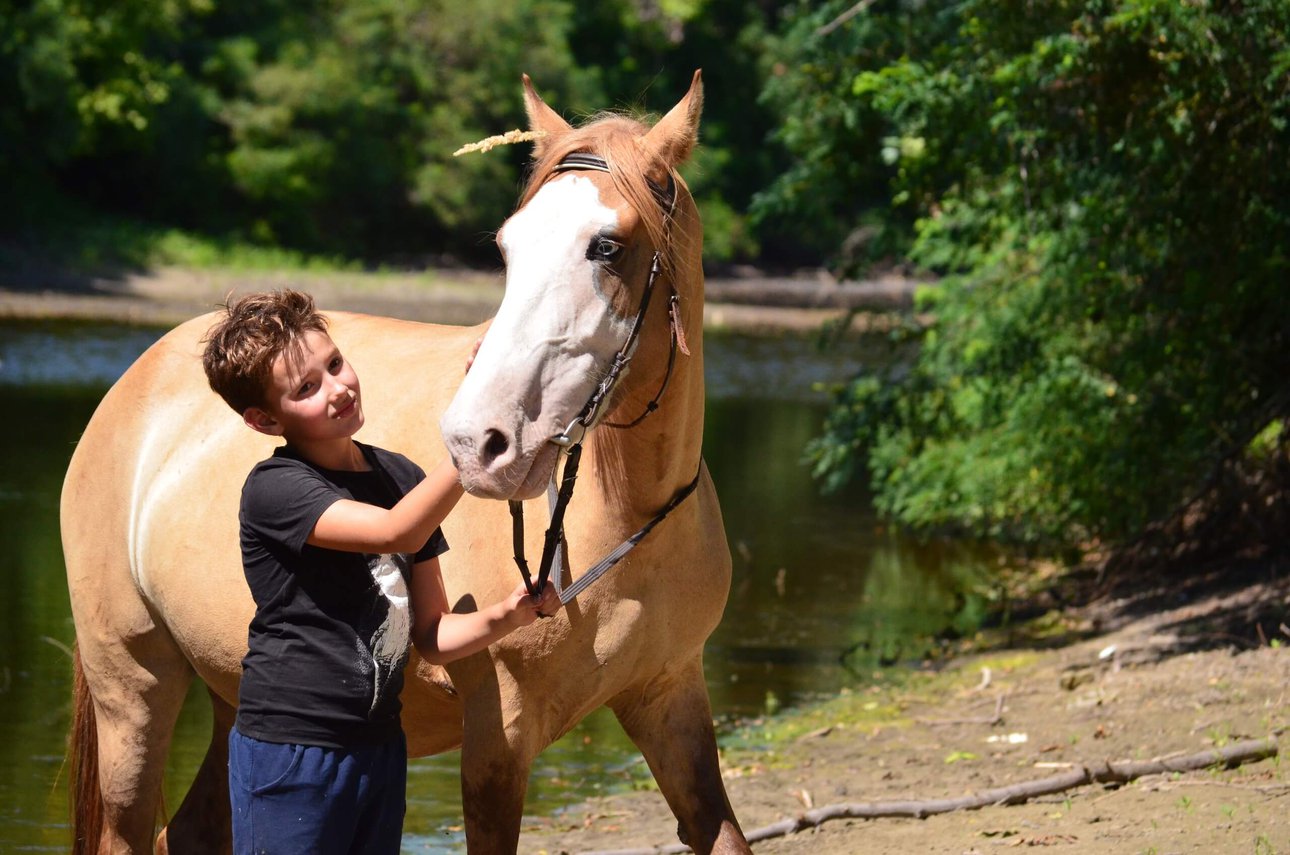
[228,726,407,855]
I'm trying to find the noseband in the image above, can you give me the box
[508,152,701,606]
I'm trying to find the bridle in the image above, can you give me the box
[507,151,702,607]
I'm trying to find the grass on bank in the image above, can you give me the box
[717,651,1041,766]
[7,198,363,275]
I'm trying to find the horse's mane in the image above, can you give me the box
[519,114,694,275]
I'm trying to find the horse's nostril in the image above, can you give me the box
[481,428,510,464]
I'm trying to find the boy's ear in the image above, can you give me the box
[243,406,284,437]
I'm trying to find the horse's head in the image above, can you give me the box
[442,72,704,500]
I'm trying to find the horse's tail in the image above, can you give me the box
[69,644,104,855]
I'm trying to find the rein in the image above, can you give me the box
[507,152,701,606]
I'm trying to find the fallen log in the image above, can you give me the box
[578,736,1279,855]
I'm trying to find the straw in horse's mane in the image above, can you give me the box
[521,114,695,276]
[452,129,548,157]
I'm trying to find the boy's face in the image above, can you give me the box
[243,330,364,445]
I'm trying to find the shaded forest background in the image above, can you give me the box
[3,0,804,267]
[3,0,1287,565]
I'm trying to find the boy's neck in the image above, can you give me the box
[286,437,369,472]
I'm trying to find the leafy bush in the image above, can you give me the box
[792,0,1290,547]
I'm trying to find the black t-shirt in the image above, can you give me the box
[235,441,448,748]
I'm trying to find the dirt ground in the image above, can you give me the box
[7,263,1286,854]
[519,561,1289,855]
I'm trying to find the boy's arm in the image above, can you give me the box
[409,557,561,665]
[307,458,464,554]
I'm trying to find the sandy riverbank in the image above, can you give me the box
[520,560,1289,854]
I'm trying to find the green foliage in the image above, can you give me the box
[217,0,595,254]
[1,0,793,265]
[795,0,1290,546]
[564,0,787,263]
[755,1,957,270]
[0,194,356,273]
[0,0,209,166]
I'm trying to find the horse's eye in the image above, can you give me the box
[590,237,623,262]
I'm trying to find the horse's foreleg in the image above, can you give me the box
[156,688,234,854]
[611,656,751,855]
[458,678,534,853]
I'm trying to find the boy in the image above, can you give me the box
[201,289,559,854]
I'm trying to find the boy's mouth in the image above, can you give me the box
[335,398,357,419]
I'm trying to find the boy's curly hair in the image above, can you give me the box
[202,289,329,414]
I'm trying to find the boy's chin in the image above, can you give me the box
[340,409,365,434]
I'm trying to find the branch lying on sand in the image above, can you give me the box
[578,737,1279,855]
[918,692,1006,727]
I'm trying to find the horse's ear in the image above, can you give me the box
[522,74,572,159]
[642,69,703,168]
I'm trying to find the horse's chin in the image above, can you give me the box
[458,441,560,501]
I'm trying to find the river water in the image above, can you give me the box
[0,319,994,852]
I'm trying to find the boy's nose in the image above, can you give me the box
[326,377,353,402]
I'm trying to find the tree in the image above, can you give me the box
[1,0,798,266]
[0,0,218,221]
[216,0,597,256]
[783,0,1290,548]
[755,0,951,271]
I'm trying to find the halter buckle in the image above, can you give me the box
[551,419,587,451]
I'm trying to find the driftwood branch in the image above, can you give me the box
[578,737,1278,855]
[919,692,1006,727]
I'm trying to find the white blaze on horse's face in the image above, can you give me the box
[441,173,635,499]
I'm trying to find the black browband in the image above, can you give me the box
[550,152,677,212]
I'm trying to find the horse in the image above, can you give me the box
[61,70,751,854]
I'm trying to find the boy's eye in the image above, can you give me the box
[329,356,343,372]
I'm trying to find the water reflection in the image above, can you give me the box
[0,320,995,853]
[0,385,103,851]
[702,395,993,721]
[0,320,165,388]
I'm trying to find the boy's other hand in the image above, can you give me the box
[532,583,562,619]
[502,581,562,628]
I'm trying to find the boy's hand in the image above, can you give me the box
[502,581,563,628]
[532,582,562,619]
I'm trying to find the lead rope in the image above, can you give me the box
[509,454,701,606]
[507,444,581,599]
[544,477,566,598]
[554,465,701,605]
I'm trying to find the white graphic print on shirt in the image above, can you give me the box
[362,552,412,716]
